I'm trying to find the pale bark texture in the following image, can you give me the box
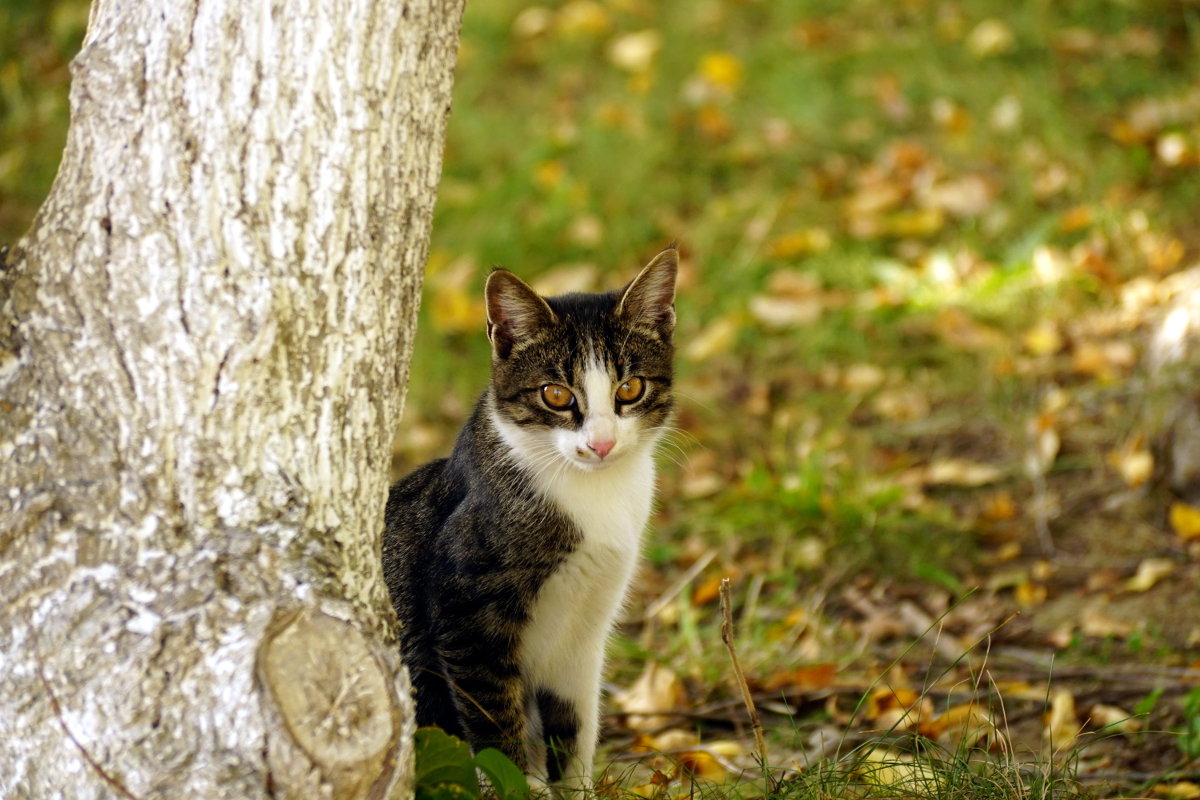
[0,0,464,798]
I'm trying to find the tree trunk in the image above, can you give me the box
[0,1,463,798]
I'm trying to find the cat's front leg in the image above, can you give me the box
[535,685,596,790]
[437,628,529,770]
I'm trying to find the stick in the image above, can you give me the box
[718,578,767,770]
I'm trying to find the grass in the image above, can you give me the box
[6,0,1200,797]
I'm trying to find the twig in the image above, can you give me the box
[718,578,768,770]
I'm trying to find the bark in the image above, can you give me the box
[0,1,464,798]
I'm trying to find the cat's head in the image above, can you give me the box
[484,246,677,473]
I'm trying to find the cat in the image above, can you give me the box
[382,246,677,787]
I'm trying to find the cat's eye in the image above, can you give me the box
[615,377,645,404]
[541,384,576,410]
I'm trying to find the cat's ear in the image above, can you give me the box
[485,269,557,359]
[618,245,677,337]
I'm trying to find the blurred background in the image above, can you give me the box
[5,0,1200,792]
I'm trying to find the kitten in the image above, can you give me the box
[382,246,677,787]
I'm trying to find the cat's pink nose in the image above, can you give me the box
[588,439,615,458]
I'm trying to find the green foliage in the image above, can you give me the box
[413,727,530,800]
[1179,687,1200,759]
[414,728,480,800]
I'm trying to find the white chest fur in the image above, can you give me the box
[492,405,658,782]
[519,443,655,675]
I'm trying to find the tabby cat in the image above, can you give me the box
[382,246,677,787]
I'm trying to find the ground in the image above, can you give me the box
[4,1,1200,797]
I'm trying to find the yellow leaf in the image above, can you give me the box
[555,0,611,36]
[1044,689,1079,753]
[767,228,832,259]
[533,159,566,191]
[1108,437,1154,487]
[1023,320,1063,356]
[920,703,999,747]
[1124,557,1175,593]
[1170,502,1200,540]
[699,52,743,91]
[1152,781,1200,800]
[676,750,727,781]
[1015,580,1047,608]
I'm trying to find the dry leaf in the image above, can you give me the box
[1025,413,1061,479]
[1151,781,1200,799]
[1015,580,1047,608]
[608,30,661,73]
[1089,703,1143,734]
[966,18,1014,57]
[749,295,822,328]
[685,315,739,362]
[615,663,687,731]
[675,750,727,781]
[761,662,837,693]
[924,458,1003,487]
[919,703,1000,747]
[1044,689,1079,753]
[1124,557,1175,593]
[981,491,1017,521]
[865,687,932,730]
[1108,435,1154,487]
[1080,605,1135,638]
[858,748,942,792]
[1023,320,1064,356]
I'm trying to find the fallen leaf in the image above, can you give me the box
[1170,502,1200,541]
[1123,557,1175,593]
[1151,781,1200,799]
[608,30,661,73]
[1080,605,1135,638]
[858,748,942,792]
[684,315,739,362]
[924,458,1003,487]
[1023,320,1064,356]
[1044,689,1079,753]
[981,491,1018,521]
[842,363,886,393]
[761,662,837,693]
[966,18,1014,57]
[556,0,611,36]
[1108,434,1154,487]
[749,295,822,328]
[675,750,727,781]
[1015,580,1047,608]
[1089,703,1143,734]
[698,52,743,92]
[615,663,687,731]
[920,703,1000,747]
[691,575,724,606]
[531,263,597,296]
[865,687,932,731]
[1025,413,1061,479]
[767,228,832,258]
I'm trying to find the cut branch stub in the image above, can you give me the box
[259,609,404,800]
